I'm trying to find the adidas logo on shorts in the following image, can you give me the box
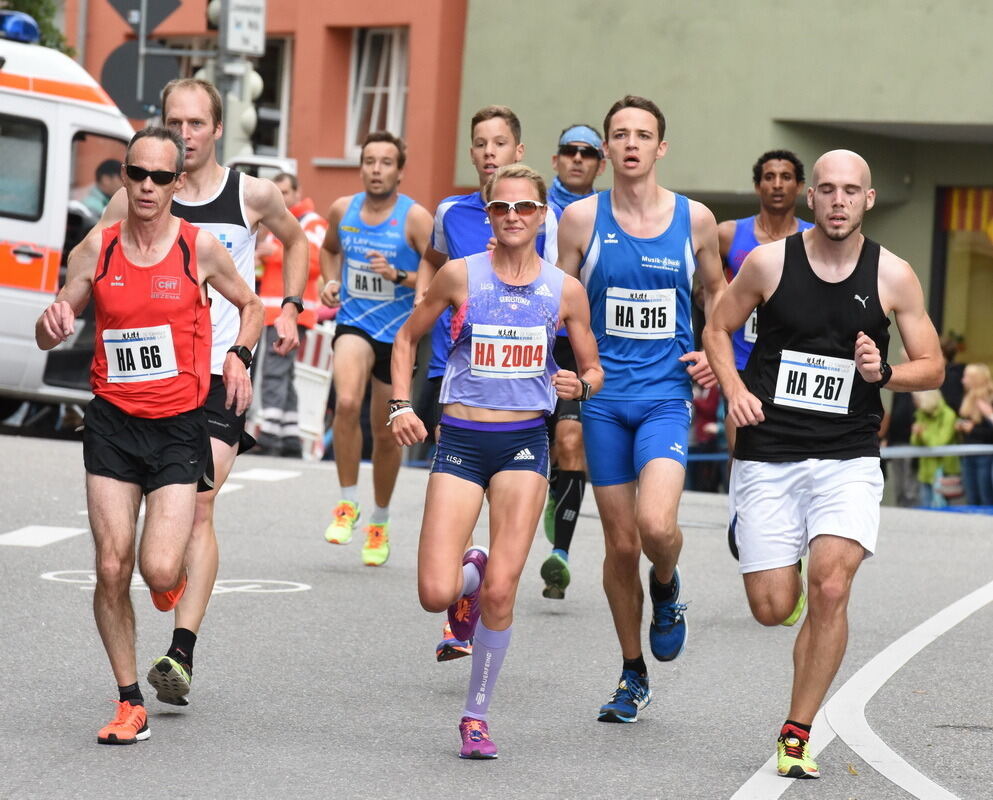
[513,448,535,461]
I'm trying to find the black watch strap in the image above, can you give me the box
[392,269,408,285]
[281,295,304,313]
[876,361,892,387]
[227,345,253,369]
[578,378,592,402]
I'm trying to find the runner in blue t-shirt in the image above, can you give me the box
[539,123,605,602]
[557,95,727,724]
[319,132,433,568]
[412,105,556,661]
[718,149,812,560]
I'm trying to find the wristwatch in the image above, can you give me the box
[227,345,253,369]
[392,269,408,285]
[875,361,892,387]
[281,295,304,313]
[577,377,592,402]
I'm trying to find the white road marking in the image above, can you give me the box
[0,526,88,547]
[227,468,300,482]
[733,578,993,799]
[824,578,993,799]
[40,571,311,595]
[219,482,243,495]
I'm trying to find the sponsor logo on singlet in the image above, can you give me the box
[151,275,181,300]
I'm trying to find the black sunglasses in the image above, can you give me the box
[558,144,602,159]
[125,164,180,185]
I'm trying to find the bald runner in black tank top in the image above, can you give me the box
[735,232,890,463]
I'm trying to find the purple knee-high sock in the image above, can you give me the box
[462,621,512,721]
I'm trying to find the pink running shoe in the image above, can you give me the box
[458,716,498,759]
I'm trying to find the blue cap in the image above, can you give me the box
[558,125,603,151]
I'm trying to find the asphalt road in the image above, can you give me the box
[1,433,991,800]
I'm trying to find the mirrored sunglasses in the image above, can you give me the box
[485,200,546,217]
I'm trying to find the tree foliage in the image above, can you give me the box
[5,0,74,55]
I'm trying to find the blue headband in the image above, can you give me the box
[558,125,603,150]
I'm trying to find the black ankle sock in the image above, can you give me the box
[783,719,811,736]
[118,682,144,706]
[649,568,677,602]
[168,628,197,672]
[623,655,648,677]
[552,470,586,554]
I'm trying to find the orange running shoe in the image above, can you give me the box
[150,572,187,612]
[436,621,472,662]
[97,701,150,745]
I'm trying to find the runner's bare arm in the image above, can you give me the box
[36,233,98,349]
[717,218,736,271]
[867,250,943,392]
[390,260,467,446]
[702,242,784,426]
[413,245,447,305]
[679,202,726,388]
[248,176,306,355]
[197,230,264,415]
[402,204,435,290]
[319,197,349,307]
[556,196,596,279]
[556,274,603,400]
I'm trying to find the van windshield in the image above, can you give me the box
[0,114,46,220]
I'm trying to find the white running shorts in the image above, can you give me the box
[729,456,884,574]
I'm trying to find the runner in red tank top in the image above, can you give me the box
[35,127,262,747]
[90,218,211,417]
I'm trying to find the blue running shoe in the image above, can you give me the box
[648,565,688,662]
[597,669,652,723]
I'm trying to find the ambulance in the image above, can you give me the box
[0,11,134,420]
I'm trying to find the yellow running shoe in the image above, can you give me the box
[324,500,360,544]
[361,522,390,566]
[781,556,807,627]
[777,724,819,779]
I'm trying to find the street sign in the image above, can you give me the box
[105,0,180,35]
[225,0,267,57]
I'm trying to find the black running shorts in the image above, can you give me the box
[83,396,213,494]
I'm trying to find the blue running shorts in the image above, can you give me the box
[582,397,692,486]
[431,415,550,489]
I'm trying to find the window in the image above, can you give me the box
[0,114,46,221]
[345,27,409,157]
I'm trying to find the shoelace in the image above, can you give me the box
[109,701,141,729]
[778,734,807,760]
[611,677,647,704]
[453,597,471,622]
[334,505,354,522]
[654,601,689,627]
[366,526,385,546]
[463,719,489,742]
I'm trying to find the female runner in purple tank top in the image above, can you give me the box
[390,164,602,760]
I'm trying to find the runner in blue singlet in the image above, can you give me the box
[319,131,433,568]
[557,95,727,725]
